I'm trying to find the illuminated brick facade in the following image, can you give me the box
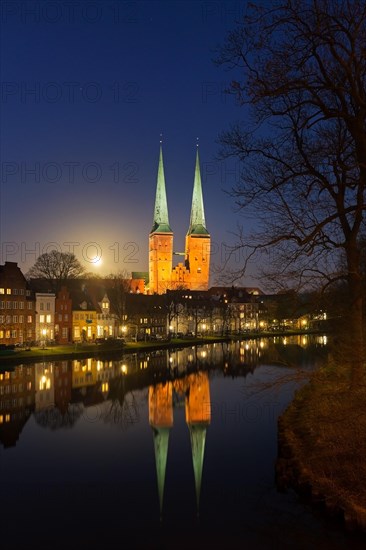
[149,146,210,294]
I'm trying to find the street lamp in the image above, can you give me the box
[42,328,47,349]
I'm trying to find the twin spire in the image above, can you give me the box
[151,143,208,235]
[151,146,172,233]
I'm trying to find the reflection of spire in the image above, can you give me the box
[189,423,207,514]
[152,426,170,519]
[149,383,173,519]
[185,372,211,517]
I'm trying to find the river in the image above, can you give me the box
[0,335,364,549]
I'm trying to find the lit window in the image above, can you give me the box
[6,289,11,295]
[0,289,4,294]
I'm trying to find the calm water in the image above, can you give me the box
[0,336,364,549]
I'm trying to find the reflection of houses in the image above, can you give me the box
[72,358,97,388]
[35,362,55,411]
[148,371,211,518]
[0,365,35,447]
[54,360,72,415]
[71,358,114,408]
[0,261,36,346]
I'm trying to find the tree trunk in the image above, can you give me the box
[345,246,365,387]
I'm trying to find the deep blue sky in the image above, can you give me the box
[1,0,256,285]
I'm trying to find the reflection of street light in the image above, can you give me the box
[42,328,47,349]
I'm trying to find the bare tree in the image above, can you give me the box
[106,270,131,336]
[215,0,366,383]
[26,250,85,292]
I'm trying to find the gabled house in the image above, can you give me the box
[55,287,73,344]
[0,262,36,346]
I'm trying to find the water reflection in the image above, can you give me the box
[149,371,211,518]
[2,336,355,549]
[0,336,327,449]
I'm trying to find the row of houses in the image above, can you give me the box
[0,262,324,347]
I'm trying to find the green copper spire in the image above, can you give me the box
[151,145,172,233]
[152,426,170,519]
[187,147,209,235]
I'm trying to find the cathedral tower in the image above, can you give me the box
[149,145,173,294]
[184,147,211,290]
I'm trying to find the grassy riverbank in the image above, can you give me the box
[277,364,366,533]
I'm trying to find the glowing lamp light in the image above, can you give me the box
[91,256,102,266]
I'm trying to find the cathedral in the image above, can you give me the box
[148,144,211,294]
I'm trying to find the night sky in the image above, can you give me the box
[1,0,255,285]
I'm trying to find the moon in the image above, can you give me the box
[91,256,102,266]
